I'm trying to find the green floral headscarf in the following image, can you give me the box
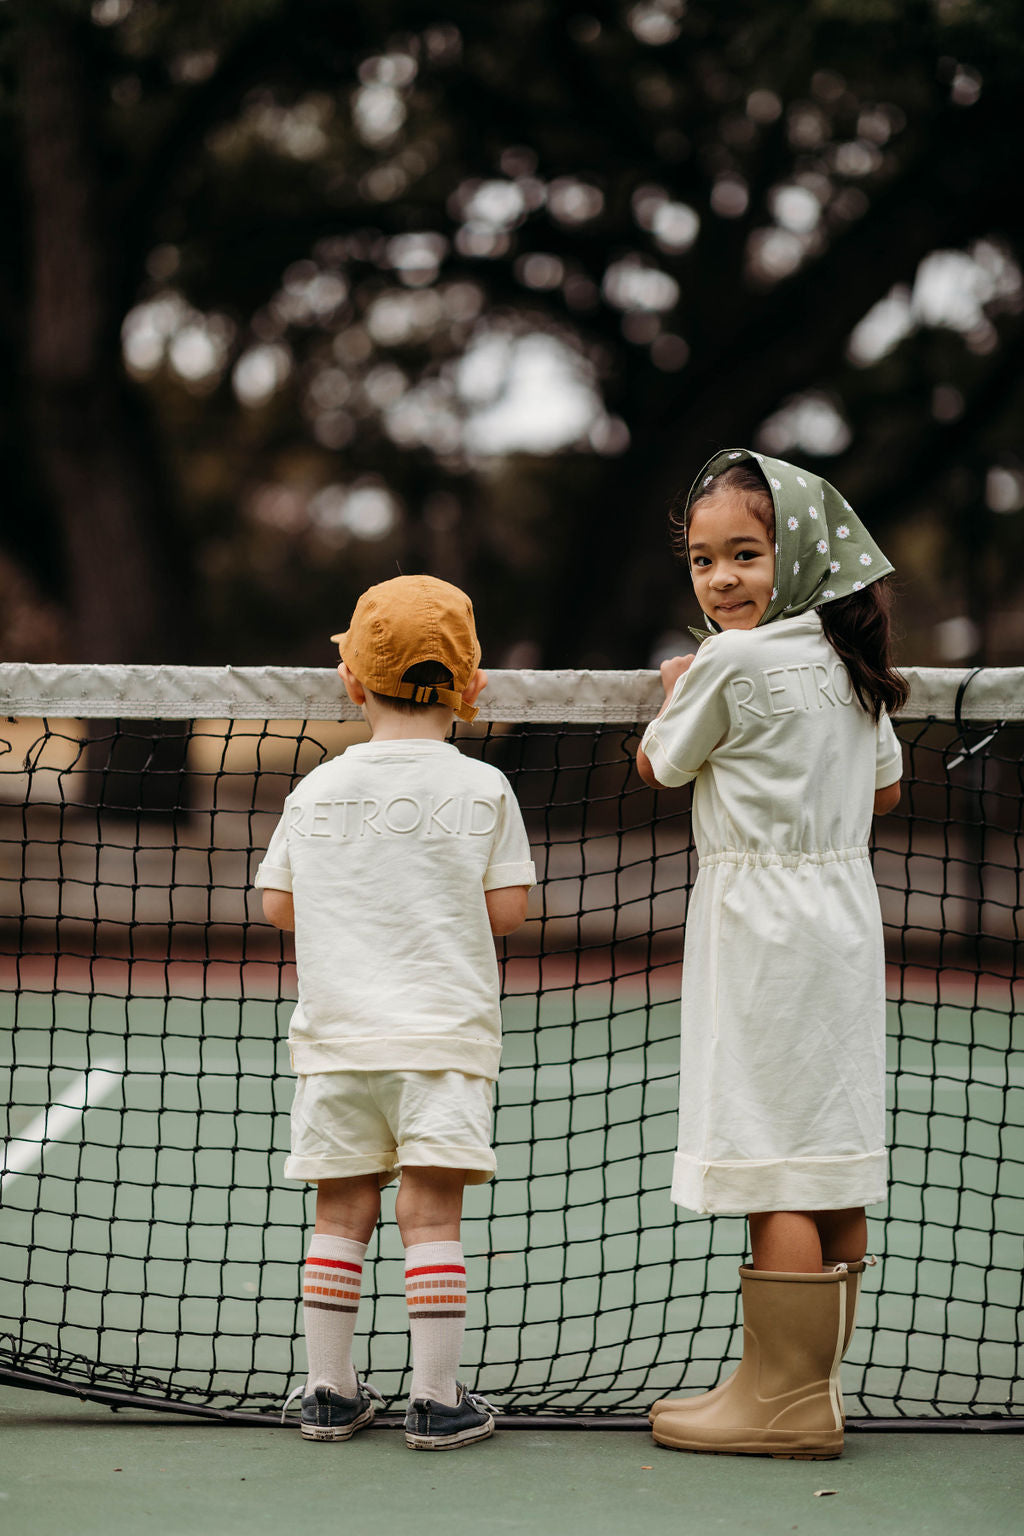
[685,448,894,633]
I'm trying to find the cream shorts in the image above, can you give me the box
[284,1068,496,1186]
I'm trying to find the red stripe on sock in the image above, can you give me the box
[305,1258,362,1273]
[405,1264,466,1278]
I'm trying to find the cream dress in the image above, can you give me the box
[641,612,903,1215]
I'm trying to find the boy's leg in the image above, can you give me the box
[395,1166,467,1406]
[304,1174,381,1396]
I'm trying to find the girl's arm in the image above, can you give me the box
[262,889,295,930]
[636,655,695,787]
[874,781,901,815]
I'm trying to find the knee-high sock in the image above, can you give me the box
[405,1240,466,1406]
[303,1233,365,1397]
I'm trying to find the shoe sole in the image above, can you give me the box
[652,1424,843,1460]
[405,1418,495,1451]
[300,1405,376,1441]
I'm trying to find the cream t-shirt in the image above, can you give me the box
[255,740,535,1080]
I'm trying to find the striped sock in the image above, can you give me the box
[405,1240,467,1407]
[302,1233,365,1398]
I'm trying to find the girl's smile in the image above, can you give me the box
[687,491,775,630]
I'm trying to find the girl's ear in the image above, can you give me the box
[338,661,366,705]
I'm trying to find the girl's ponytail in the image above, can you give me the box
[818,578,909,722]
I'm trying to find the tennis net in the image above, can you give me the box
[0,663,1021,1424]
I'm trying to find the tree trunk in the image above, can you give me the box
[19,16,195,810]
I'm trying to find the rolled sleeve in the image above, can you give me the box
[641,642,732,787]
[483,859,536,892]
[483,780,536,890]
[254,861,293,891]
[254,811,293,890]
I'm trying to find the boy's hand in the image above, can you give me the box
[659,654,694,701]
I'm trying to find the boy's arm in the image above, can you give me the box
[485,884,529,936]
[262,888,295,930]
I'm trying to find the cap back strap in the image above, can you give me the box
[392,681,479,723]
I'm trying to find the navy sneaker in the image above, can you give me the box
[404,1383,495,1451]
[282,1381,383,1441]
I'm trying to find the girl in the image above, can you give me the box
[636,449,906,1460]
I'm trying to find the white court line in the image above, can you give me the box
[1,1066,123,1187]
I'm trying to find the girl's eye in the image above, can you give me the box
[691,555,711,568]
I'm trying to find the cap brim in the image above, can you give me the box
[330,630,348,650]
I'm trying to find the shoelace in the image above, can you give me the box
[461,1386,497,1415]
[280,1379,385,1425]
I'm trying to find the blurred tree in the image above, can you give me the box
[1,0,1023,670]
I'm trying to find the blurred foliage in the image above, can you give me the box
[1,0,1023,668]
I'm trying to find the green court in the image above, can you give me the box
[1,1385,1020,1536]
[3,985,1020,1423]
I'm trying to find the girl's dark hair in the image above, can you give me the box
[669,464,775,562]
[819,579,909,722]
[670,462,908,720]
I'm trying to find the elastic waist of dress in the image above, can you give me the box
[700,846,870,870]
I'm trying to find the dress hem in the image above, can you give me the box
[671,1149,888,1216]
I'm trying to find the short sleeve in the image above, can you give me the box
[640,643,733,787]
[483,779,536,891]
[254,810,293,891]
[875,712,903,789]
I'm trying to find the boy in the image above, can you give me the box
[256,575,535,1450]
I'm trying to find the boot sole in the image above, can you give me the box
[300,1405,376,1441]
[405,1419,494,1451]
[652,1424,843,1459]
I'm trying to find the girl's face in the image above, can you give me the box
[687,490,775,630]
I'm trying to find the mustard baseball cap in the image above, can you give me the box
[331,575,483,723]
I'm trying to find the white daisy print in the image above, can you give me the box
[728,451,742,459]
[793,559,800,574]
[771,587,778,600]
[823,589,836,599]
[703,474,714,486]
[787,515,799,530]
[771,477,782,489]
[796,476,806,487]
[859,552,872,566]
[843,499,852,511]
[852,580,864,591]
[817,539,828,554]
[830,560,840,573]
[836,524,850,539]
[809,507,819,519]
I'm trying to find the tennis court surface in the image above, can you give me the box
[2,1385,1020,1536]
[1,665,1021,1453]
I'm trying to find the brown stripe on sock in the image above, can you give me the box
[303,1299,360,1314]
[406,1308,467,1319]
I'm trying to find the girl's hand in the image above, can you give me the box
[659,654,694,700]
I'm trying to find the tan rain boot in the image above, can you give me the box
[651,1266,847,1459]
[648,1257,873,1423]
[822,1256,874,1423]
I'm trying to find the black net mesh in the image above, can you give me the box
[0,699,1020,1421]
